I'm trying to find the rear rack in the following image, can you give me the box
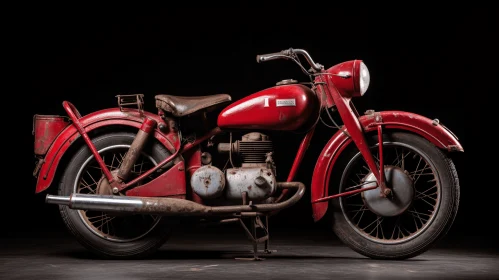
[116,94,144,115]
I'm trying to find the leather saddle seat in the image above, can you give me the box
[155,94,232,117]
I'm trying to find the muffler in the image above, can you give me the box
[46,182,304,216]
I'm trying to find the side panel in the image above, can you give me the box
[217,84,320,131]
[311,110,463,222]
[35,108,177,193]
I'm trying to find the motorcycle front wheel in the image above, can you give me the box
[58,132,176,259]
[330,132,460,260]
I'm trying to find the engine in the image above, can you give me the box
[190,132,277,202]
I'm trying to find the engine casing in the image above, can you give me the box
[192,132,278,202]
[225,167,277,201]
[190,165,226,199]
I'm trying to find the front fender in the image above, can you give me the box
[311,110,463,222]
[35,108,177,193]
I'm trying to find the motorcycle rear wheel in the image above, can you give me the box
[58,132,175,259]
[330,132,460,260]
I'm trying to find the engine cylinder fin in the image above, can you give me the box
[239,141,273,163]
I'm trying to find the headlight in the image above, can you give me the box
[359,62,370,96]
[327,60,369,98]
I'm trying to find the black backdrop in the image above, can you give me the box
[5,6,494,242]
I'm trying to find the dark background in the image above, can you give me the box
[4,6,494,246]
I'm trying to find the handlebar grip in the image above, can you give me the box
[256,51,287,63]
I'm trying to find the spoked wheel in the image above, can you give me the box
[58,132,176,259]
[331,132,460,260]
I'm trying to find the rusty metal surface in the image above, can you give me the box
[139,117,157,133]
[46,182,305,216]
[116,94,144,115]
[183,146,204,204]
[34,107,177,194]
[190,165,225,199]
[33,115,69,156]
[117,121,156,182]
[63,101,117,185]
[123,127,222,191]
[225,167,276,201]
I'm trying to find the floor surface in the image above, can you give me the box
[1,225,497,280]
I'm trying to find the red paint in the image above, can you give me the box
[217,84,320,131]
[126,161,186,198]
[287,127,316,182]
[311,130,351,221]
[314,77,335,108]
[274,127,316,205]
[377,125,386,193]
[63,101,115,184]
[325,76,382,195]
[362,111,464,151]
[310,110,463,222]
[183,146,204,204]
[120,141,181,191]
[324,60,364,98]
[120,127,221,191]
[33,56,464,230]
[33,115,69,156]
[140,118,157,133]
[182,127,222,152]
[35,107,177,193]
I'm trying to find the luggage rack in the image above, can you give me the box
[116,94,144,115]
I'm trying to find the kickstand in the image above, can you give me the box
[235,215,275,261]
[263,215,277,254]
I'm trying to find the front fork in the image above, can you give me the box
[317,84,389,199]
[342,106,389,197]
[344,108,389,197]
[377,124,390,196]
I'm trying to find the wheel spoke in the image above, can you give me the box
[419,196,437,208]
[415,189,437,201]
[411,156,423,181]
[79,178,96,193]
[392,151,410,168]
[86,170,99,186]
[362,216,382,231]
[413,162,428,185]
[110,154,117,170]
[340,141,440,243]
[76,146,164,242]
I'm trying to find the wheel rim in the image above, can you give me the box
[73,144,162,242]
[339,141,441,244]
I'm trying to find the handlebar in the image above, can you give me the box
[256,48,323,72]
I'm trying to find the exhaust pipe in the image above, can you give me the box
[46,182,304,216]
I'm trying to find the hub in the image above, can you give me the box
[361,166,414,217]
[96,170,119,195]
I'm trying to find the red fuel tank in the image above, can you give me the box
[217,83,320,131]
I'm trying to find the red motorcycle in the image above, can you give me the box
[32,48,462,260]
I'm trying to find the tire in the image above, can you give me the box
[330,132,460,260]
[58,132,175,259]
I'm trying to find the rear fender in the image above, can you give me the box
[311,110,463,222]
[35,108,178,193]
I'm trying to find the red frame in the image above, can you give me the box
[35,62,463,219]
[35,106,176,193]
